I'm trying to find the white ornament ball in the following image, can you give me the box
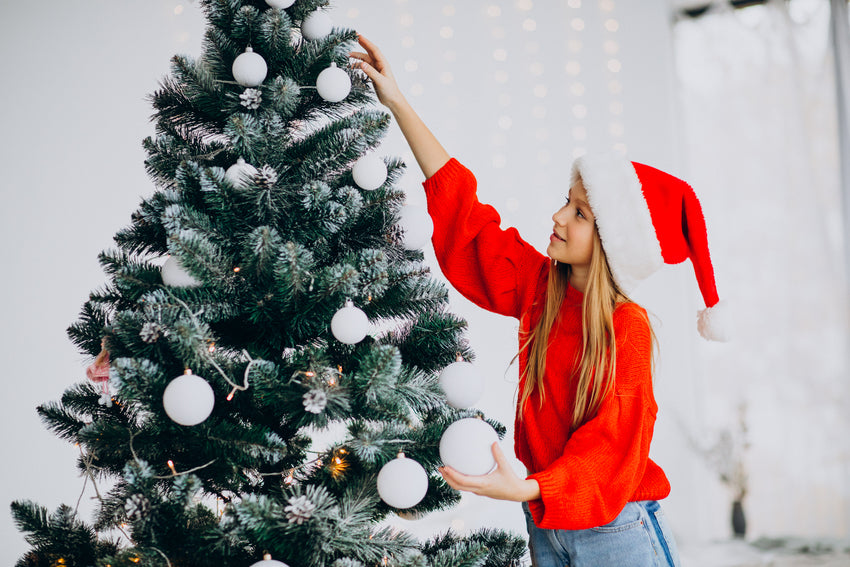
[330,300,369,344]
[162,371,215,426]
[301,10,333,40]
[377,454,428,509]
[316,62,351,103]
[232,47,268,87]
[439,418,499,476]
[398,205,433,250]
[264,0,295,8]
[225,157,258,188]
[161,256,201,288]
[352,154,388,191]
[249,555,290,567]
[439,360,484,409]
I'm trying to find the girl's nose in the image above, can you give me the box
[552,207,567,225]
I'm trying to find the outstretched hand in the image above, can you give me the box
[349,34,404,109]
[439,442,541,502]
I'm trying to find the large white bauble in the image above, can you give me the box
[439,360,484,409]
[377,454,428,509]
[232,47,268,87]
[264,0,295,8]
[161,256,201,287]
[225,157,258,188]
[316,62,351,103]
[162,371,215,426]
[398,205,433,250]
[301,10,333,40]
[439,418,499,476]
[330,299,369,344]
[249,555,290,567]
[352,154,387,191]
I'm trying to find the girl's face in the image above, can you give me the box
[546,179,596,267]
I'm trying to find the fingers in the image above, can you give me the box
[491,442,511,470]
[356,34,385,64]
[439,466,484,493]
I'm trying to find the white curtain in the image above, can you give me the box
[673,0,850,538]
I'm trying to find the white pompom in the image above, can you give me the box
[250,554,290,567]
[316,62,351,103]
[232,47,268,87]
[330,299,369,344]
[377,453,428,509]
[161,256,201,288]
[352,154,388,191]
[162,371,215,426]
[438,359,484,409]
[264,0,295,8]
[439,418,499,476]
[301,10,333,40]
[225,157,258,188]
[399,205,433,250]
[697,299,731,342]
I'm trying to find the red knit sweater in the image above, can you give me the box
[422,158,671,530]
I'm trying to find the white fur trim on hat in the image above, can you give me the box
[570,154,664,292]
[697,299,731,342]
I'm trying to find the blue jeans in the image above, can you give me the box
[522,500,681,567]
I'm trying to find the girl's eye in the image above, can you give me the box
[577,209,585,219]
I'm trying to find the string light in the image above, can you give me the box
[167,460,178,475]
[233,266,241,273]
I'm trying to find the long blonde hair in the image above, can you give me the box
[518,227,655,432]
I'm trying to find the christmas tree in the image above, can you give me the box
[10,1,526,566]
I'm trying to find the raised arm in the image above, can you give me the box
[349,34,450,179]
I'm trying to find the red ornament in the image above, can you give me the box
[86,341,112,406]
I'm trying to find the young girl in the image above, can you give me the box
[350,34,727,567]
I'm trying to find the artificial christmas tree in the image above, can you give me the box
[11,1,525,566]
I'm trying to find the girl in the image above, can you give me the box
[350,33,727,567]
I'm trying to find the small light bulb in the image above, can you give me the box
[233,267,241,273]
[167,460,177,474]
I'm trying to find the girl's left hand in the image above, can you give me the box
[439,442,541,502]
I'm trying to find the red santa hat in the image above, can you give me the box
[570,153,730,342]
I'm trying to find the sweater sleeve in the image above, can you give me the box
[526,304,658,530]
[422,158,546,319]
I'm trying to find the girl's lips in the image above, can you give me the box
[550,232,565,243]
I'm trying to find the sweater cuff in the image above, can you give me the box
[421,157,469,197]
[527,467,567,528]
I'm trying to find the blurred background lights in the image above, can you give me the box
[605,18,620,32]
[572,125,587,140]
[498,93,512,106]
[568,0,582,7]
[443,50,457,62]
[516,0,534,11]
[174,4,184,15]
[404,59,419,72]
[401,35,415,48]
[493,48,508,61]
[568,39,583,52]
[439,71,454,84]
[572,104,588,118]
[346,8,359,19]
[565,61,581,75]
[410,83,424,96]
[442,5,456,16]
[399,13,414,27]
[530,62,544,75]
[607,59,622,72]
[492,26,507,39]
[599,0,615,12]
[492,154,507,168]
[531,105,546,119]
[498,115,513,130]
[609,100,624,114]
[486,5,501,17]
[535,128,549,141]
[523,19,537,31]
[533,84,547,97]
[571,18,586,31]
[440,26,454,39]
[603,40,619,54]
[494,70,509,83]
[570,82,585,96]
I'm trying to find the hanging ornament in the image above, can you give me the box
[232,46,268,87]
[438,356,484,409]
[377,453,428,509]
[161,255,201,288]
[264,0,295,8]
[284,494,316,525]
[239,87,263,109]
[398,204,433,250]
[352,154,387,191]
[439,417,499,476]
[330,299,369,344]
[301,10,333,40]
[162,369,215,426]
[86,340,112,406]
[302,389,327,414]
[250,554,290,567]
[316,62,351,103]
[225,157,259,188]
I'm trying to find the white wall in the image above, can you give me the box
[5,1,837,563]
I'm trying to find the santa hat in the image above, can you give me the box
[570,153,729,342]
